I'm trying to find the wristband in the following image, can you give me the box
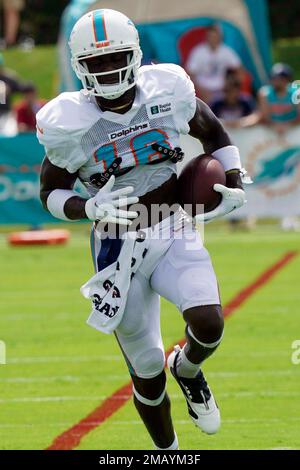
[212,145,242,172]
[46,189,79,221]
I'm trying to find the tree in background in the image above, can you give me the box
[16,0,69,44]
[269,0,300,39]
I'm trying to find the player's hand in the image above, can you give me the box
[85,175,139,225]
[194,184,246,223]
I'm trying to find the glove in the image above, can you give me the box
[85,175,139,225]
[194,184,246,223]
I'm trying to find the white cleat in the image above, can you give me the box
[167,345,221,434]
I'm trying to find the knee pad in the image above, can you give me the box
[133,347,165,379]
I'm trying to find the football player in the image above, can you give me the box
[37,9,246,450]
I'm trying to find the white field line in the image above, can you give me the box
[0,370,300,383]
[7,351,295,370]
[208,369,300,378]
[0,312,81,321]
[1,390,300,404]
[0,418,300,430]
[1,371,299,385]
[0,374,129,382]
[0,396,108,403]
[87,417,300,424]
[0,289,80,296]
[0,375,81,383]
[7,355,122,364]
[1,313,292,322]
[2,369,300,382]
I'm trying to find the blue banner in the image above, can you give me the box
[0,133,56,225]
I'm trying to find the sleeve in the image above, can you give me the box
[172,65,197,134]
[36,99,87,174]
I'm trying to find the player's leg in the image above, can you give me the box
[130,371,178,450]
[115,269,178,449]
[91,229,177,449]
[150,228,223,433]
[167,304,223,434]
[179,304,223,375]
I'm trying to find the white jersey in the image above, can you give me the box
[36,63,196,197]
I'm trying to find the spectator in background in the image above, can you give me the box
[15,83,45,133]
[185,23,241,103]
[0,52,29,135]
[210,70,258,231]
[258,63,300,135]
[258,63,300,232]
[210,70,259,128]
[0,0,25,48]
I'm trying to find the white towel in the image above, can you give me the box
[80,208,188,334]
[80,231,145,334]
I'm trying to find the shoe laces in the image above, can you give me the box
[180,372,211,406]
[173,350,211,406]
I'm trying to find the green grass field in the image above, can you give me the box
[3,46,58,100]
[0,224,299,450]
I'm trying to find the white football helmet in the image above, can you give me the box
[69,9,143,99]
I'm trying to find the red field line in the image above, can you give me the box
[46,250,298,450]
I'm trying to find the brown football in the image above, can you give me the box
[177,154,226,216]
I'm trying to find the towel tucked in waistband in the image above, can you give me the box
[80,208,189,334]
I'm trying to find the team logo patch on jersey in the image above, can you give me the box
[147,102,173,119]
[151,105,159,115]
[108,122,150,141]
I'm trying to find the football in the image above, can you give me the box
[177,154,226,215]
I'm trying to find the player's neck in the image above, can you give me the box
[96,87,136,114]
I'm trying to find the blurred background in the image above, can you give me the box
[0,0,299,451]
[0,0,299,228]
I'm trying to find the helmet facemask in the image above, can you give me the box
[72,47,141,100]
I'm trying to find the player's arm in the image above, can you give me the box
[40,156,139,224]
[188,98,246,221]
[188,97,243,189]
[40,156,87,220]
